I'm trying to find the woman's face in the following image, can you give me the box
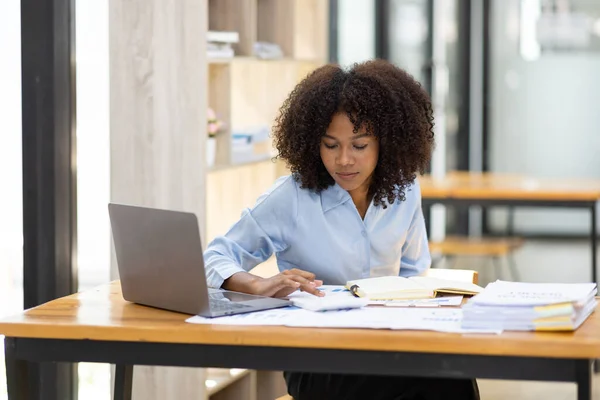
[320,112,379,194]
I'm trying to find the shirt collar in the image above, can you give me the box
[320,182,352,212]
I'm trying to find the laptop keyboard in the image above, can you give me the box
[208,298,252,313]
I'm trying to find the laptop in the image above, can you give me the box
[108,203,290,317]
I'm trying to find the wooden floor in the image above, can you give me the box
[478,376,600,399]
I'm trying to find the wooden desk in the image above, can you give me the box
[419,172,600,284]
[2,282,598,400]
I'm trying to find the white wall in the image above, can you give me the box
[489,0,600,234]
[75,2,112,399]
[0,2,23,399]
[0,0,23,293]
[337,0,376,66]
[76,0,111,288]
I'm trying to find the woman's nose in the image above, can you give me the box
[336,147,353,166]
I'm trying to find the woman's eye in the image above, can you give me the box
[324,143,337,149]
[354,144,367,150]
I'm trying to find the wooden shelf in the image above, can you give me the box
[208,153,275,173]
[208,0,257,56]
[208,57,235,64]
[209,0,328,59]
[257,0,328,60]
[208,58,323,166]
[206,159,280,243]
[209,56,326,65]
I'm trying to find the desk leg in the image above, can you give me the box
[507,205,515,236]
[592,203,597,285]
[114,364,133,400]
[4,338,29,400]
[591,205,599,374]
[576,360,592,400]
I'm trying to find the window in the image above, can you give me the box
[76,1,111,398]
[0,1,23,398]
[337,0,376,66]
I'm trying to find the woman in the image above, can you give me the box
[203,59,480,400]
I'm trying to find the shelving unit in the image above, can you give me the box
[209,0,327,59]
[203,1,329,399]
[208,57,322,167]
[206,0,327,168]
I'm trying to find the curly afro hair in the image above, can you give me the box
[272,59,435,208]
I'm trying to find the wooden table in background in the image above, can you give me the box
[419,172,600,284]
[2,281,599,400]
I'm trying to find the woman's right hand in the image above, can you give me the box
[223,269,324,298]
[253,268,324,298]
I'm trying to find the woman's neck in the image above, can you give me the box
[349,186,372,219]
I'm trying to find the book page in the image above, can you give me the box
[408,276,483,294]
[346,276,427,294]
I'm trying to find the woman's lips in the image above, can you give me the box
[336,172,359,181]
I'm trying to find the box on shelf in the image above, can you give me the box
[231,125,273,164]
[253,41,284,59]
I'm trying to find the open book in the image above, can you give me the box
[345,276,483,300]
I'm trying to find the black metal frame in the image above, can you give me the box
[481,0,491,174]
[328,0,339,63]
[374,0,390,60]
[423,0,434,97]
[423,198,598,284]
[20,0,78,398]
[481,0,494,236]
[455,1,472,174]
[4,337,593,400]
[450,0,474,236]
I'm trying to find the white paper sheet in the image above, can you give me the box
[470,280,597,306]
[383,296,464,307]
[290,295,368,311]
[186,305,500,334]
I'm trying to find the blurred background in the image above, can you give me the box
[1,0,599,398]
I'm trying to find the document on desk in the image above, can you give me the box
[186,306,500,334]
[298,286,464,307]
[384,296,464,307]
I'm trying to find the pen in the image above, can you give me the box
[349,284,360,298]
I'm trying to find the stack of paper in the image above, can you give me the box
[461,280,597,331]
[207,31,238,59]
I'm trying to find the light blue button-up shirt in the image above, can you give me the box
[203,174,431,288]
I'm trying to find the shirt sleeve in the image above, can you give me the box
[203,175,299,288]
[399,180,432,277]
